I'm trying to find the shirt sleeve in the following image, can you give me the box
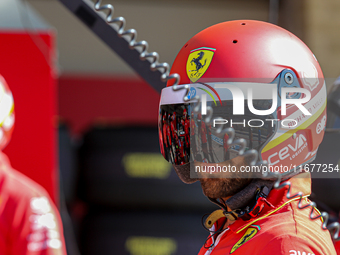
[9,194,67,255]
[257,235,335,255]
[334,241,340,255]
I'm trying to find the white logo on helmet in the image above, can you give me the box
[304,149,318,160]
[300,62,319,91]
[268,134,307,165]
[316,115,326,134]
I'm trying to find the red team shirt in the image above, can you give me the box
[201,122,207,144]
[334,239,340,254]
[191,118,195,136]
[0,152,66,255]
[181,118,190,146]
[158,125,165,156]
[166,123,172,146]
[162,122,168,148]
[198,172,336,255]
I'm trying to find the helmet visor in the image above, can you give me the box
[192,100,276,164]
[158,82,278,166]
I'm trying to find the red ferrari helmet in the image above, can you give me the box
[0,76,15,150]
[159,20,326,181]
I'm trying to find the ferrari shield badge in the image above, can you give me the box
[186,47,216,82]
[230,225,260,254]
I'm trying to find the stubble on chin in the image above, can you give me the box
[200,177,251,199]
[197,155,253,199]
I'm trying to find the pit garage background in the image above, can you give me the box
[1,0,340,254]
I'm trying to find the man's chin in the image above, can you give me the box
[172,155,255,188]
[199,178,232,199]
[199,177,252,199]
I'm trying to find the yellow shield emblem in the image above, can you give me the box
[230,226,259,254]
[186,47,216,83]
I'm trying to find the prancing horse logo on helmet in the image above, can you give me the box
[191,52,206,74]
[186,47,216,83]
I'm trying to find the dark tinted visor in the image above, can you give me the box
[158,100,276,165]
[158,83,278,165]
[191,100,276,164]
[159,103,191,165]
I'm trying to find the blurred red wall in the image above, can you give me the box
[58,74,160,135]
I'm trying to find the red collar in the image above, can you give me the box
[228,172,312,233]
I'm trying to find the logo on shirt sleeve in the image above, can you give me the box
[27,196,62,252]
[230,225,260,254]
[289,250,315,255]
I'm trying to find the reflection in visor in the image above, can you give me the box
[191,100,276,164]
[159,104,191,165]
[159,100,276,166]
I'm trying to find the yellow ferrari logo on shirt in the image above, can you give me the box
[230,226,259,254]
[186,47,216,83]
